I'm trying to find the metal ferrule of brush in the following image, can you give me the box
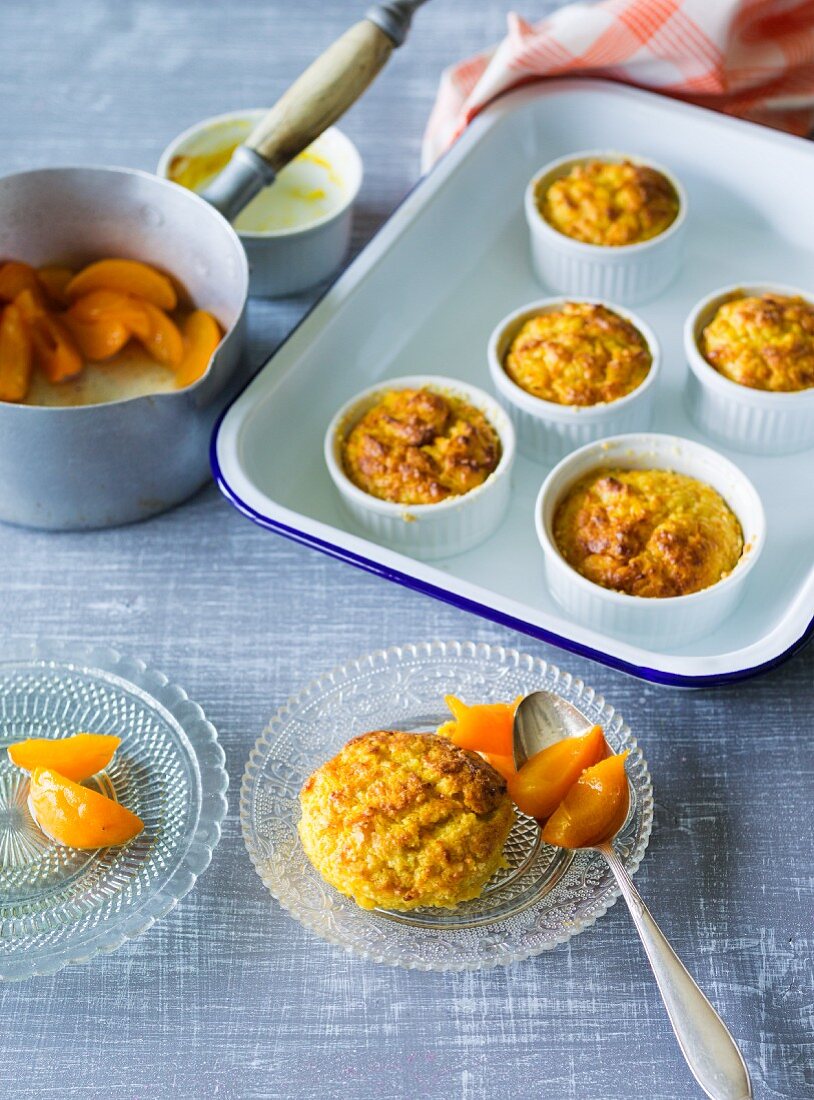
[366,0,428,46]
[199,145,276,222]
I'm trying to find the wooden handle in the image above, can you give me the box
[246,20,394,173]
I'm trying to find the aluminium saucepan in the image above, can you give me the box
[0,0,426,530]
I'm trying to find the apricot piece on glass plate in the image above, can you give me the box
[542,751,631,849]
[439,694,522,757]
[176,309,223,389]
[27,766,144,849]
[65,259,177,312]
[8,732,121,782]
[438,694,524,781]
[0,302,34,402]
[507,725,606,820]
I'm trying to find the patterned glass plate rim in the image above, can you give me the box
[241,640,653,971]
[0,640,228,981]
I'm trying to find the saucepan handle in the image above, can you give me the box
[247,20,394,174]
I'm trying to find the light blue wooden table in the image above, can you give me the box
[0,3,811,1097]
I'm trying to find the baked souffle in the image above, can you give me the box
[538,160,680,247]
[553,468,744,598]
[298,730,515,911]
[342,387,501,505]
[504,302,652,406]
[700,292,814,392]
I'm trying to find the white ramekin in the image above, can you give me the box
[325,375,516,561]
[158,110,362,298]
[487,297,660,464]
[524,150,688,305]
[535,433,765,649]
[684,283,814,455]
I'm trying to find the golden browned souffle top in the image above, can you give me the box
[298,730,515,911]
[342,387,501,505]
[700,293,814,392]
[504,302,651,406]
[554,468,744,598]
[539,159,680,247]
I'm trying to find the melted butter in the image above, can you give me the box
[168,147,234,191]
[24,345,176,407]
[168,138,346,234]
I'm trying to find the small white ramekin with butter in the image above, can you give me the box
[158,109,362,297]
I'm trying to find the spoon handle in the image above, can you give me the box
[596,841,752,1100]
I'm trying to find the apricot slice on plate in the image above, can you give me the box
[27,767,143,849]
[0,261,41,302]
[37,265,75,306]
[438,695,522,758]
[482,752,517,783]
[8,733,121,782]
[507,725,606,820]
[0,302,33,402]
[176,310,222,389]
[542,751,630,849]
[65,259,177,311]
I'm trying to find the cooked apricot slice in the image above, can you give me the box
[28,767,143,849]
[0,302,33,402]
[482,752,516,783]
[15,289,83,382]
[176,310,222,388]
[34,314,84,381]
[0,261,41,302]
[13,286,47,321]
[134,301,183,367]
[37,265,75,306]
[542,751,630,849]
[64,312,130,361]
[438,695,523,758]
[508,725,606,820]
[8,733,121,782]
[67,289,149,336]
[65,259,177,311]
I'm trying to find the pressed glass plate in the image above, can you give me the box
[0,640,228,980]
[241,641,652,971]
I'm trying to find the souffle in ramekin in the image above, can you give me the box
[535,433,765,648]
[325,375,515,560]
[488,298,660,463]
[525,151,687,305]
[685,283,814,454]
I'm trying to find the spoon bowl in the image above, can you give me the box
[513,690,599,770]
[513,690,752,1100]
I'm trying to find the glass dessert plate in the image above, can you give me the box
[241,640,652,971]
[0,640,228,980]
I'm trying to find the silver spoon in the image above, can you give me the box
[514,691,752,1100]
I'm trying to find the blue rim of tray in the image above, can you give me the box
[209,80,814,690]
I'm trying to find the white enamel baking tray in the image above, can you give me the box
[213,80,814,687]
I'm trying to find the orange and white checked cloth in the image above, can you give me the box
[422,0,814,166]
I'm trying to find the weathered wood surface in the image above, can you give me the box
[0,2,811,1097]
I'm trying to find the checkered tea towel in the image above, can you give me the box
[422,0,814,167]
